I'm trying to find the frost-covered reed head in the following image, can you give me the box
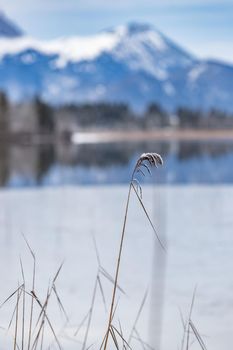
[134,152,163,177]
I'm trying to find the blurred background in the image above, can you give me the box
[0,1,233,349]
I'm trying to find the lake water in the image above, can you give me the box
[0,140,233,350]
[1,139,233,187]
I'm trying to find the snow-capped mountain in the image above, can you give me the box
[0,19,232,112]
[0,12,22,37]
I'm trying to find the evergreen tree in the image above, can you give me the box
[0,91,9,136]
[34,97,55,134]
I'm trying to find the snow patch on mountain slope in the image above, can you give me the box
[0,32,120,64]
[188,64,207,82]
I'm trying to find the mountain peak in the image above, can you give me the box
[125,22,153,35]
[105,22,156,37]
[0,11,23,38]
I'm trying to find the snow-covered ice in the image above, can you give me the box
[0,185,233,349]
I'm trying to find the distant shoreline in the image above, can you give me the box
[71,128,233,144]
[1,128,233,145]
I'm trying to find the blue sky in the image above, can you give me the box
[1,0,233,63]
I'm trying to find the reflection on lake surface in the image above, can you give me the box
[0,140,233,187]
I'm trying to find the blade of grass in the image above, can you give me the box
[22,234,36,350]
[189,320,207,350]
[20,258,26,350]
[128,289,148,345]
[103,183,132,350]
[97,275,107,312]
[52,284,69,322]
[109,326,119,350]
[82,276,98,350]
[74,309,91,337]
[132,184,165,251]
[14,285,20,350]
[99,267,126,295]
[185,287,197,350]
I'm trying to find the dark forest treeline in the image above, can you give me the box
[57,102,233,130]
[0,91,233,137]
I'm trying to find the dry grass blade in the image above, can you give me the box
[21,285,26,350]
[30,291,62,350]
[13,285,20,350]
[40,319,46,350]
[184,286,197,350]
[52,262,64,285]
[20,258,26,284]
[133,329,154,350]
[111,325,132,350]
[22,234,36,350]
[103,153,163,350]
[74,309,91,337]
[132,183,166,251]
[99,331,107,350]
[100,300,120,350]
[97,275,107,312]
[118,320,126,350]
[189,320,207,350]
[31,319,45,350]
[109,326,119,350]
[103,184,132,350]
[0,284,24,309]
[92,234,101,267]
[22,233,35,260]
[178,307,186,331]
[128,289,148,345]
[140,163,152,176]
[132,328,147,350]
[99,267,126,295]
[82,276,98,350]
[8,287,23,331]
[20,258,26,350]
[32,287,50,335]
[31,288,51,350]
[53,284,69,322]
[132,179,142,199]
[33,262,65,336]
[91,235,108,312]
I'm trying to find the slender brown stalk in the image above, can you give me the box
[128,289,148,345]
[14,285,20,350]
[185,287,197,350]
[20,258,26,350]
[22,235,36,350]
[103,153,163,350]
[82,275,98,350]
[103,183,132,350]
[21,285,26,350]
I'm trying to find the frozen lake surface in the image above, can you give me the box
[0,185,233,349]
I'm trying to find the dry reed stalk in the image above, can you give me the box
[185,287,197,350]
[13,285,20,350]
[103,153,164,350]
[20,259,26,350]
[82,276,98,350]
[22,235,36,350]
[189,320,207,350]
[128,289,148,345]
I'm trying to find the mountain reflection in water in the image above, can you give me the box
[0,140,233,187]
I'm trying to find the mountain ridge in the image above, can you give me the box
[0,18,232,112]
[0,11,23,37]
